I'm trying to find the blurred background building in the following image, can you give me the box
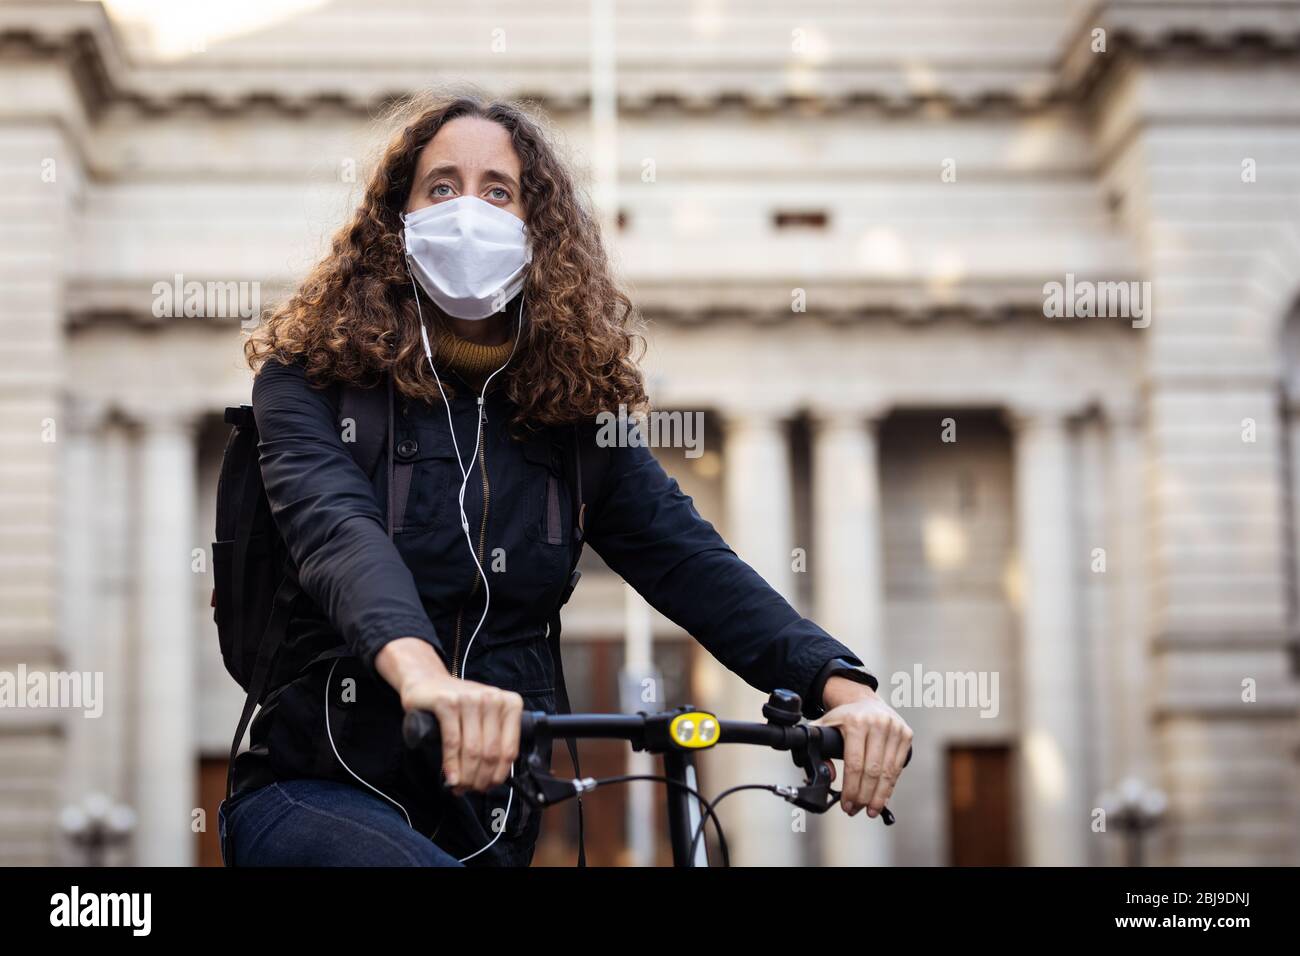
[2,0,1299,866]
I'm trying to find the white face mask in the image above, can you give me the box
[401,196,532,320]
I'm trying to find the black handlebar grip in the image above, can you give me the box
[815,725,913,768]
[402,709,541,777]
[402,709,442,773]
[818,725,844,759]
[519,710,537,746]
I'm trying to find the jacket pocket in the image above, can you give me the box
[394,425,458,535]
[211,533,279,690]
[472,628,556,698]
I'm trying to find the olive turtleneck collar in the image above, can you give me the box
[430,324,516,390]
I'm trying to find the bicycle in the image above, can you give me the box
[402,687,911,867]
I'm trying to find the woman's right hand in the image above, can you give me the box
[376,637,524,794]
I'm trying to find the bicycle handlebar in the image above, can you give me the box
[403,707,910,783]
[403,697,910,865]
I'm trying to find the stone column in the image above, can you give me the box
[58,398,108,818]
[707,407,802,865]
[622,583,655,867]
[132,407,201,866]
[97,419,135,808]
[1073,413,1107,868]
[810,404,892,866]
[1106,403,1155,785]
[1007,405,1088,866]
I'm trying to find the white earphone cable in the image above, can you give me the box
[321,225,526,862]
[325,657,413,828]
[411,269,522,862]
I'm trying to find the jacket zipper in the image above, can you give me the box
[451,399,492,679]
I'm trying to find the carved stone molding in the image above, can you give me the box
[10,1,1300,124]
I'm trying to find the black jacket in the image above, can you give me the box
[231,354,867,863]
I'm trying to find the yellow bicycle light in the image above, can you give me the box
[669,711,720,749]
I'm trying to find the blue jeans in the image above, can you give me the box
[219,779,464,867]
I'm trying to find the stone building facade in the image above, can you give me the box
[1,0,1297,866]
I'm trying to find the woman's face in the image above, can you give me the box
[404,115,525,221]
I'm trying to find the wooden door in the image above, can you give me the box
[196,757,228,867]
[947,744,1014,866]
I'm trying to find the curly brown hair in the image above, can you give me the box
[244,87,648,428]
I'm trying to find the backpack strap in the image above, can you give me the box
[555,420,611,609]
[340,376,417,534]
[545,421,610,866]
[338,379,391,482]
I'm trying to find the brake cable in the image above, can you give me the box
[686,784,783,865]
[528,772,732,866]
[564,775,813,867]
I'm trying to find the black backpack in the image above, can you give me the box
[211,372,607,858]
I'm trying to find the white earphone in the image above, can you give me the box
[323,245,523,863]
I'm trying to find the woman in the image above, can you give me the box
[218,90,913,867]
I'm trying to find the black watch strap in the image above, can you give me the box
[807,657,878,718]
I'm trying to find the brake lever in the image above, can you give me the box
[508,724,596,809]
[509,767,595,808]
[777,779,840,814]
[779,726,839,814]
[785,726,897,824]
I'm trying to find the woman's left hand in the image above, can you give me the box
[813,679,913,818]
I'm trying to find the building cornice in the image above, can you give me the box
[1062,1,1300,101]
[0,1,126,120]
[7,1,1300,123]
[65,276,1152,331]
